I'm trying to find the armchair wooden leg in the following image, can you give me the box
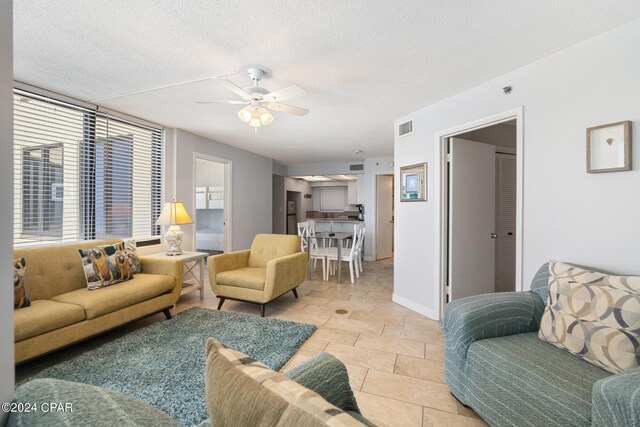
[163,308,173,319]
[217,297,226,310]
[260,304,266,317]
[292,288,298,298]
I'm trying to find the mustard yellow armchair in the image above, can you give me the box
[207,234,308,316]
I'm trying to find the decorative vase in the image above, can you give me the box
[165,225,184,256]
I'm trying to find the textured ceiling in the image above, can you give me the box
[13,1,640,164]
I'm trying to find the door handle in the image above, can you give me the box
[490,233,498,239]
[390,220,394,223]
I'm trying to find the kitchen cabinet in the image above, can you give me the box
[347,181,357,205]
[356,176,365,204]
[313,221,362,234]
[314,186,347,211]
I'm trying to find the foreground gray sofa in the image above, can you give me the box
[442,263,640,427]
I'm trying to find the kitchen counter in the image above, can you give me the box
[310,218,362,223]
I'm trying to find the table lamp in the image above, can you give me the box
[155,200,194,255]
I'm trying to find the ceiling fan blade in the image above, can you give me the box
[265,102,309,116]
[195,100,249,105]
[219,79,251,99]
[263,85,306,102]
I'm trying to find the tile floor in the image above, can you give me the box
[177,257,487,427]
[17,257,487,427]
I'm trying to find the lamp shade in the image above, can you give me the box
[155,201,193,226]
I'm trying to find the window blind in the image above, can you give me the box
[13,90,162,246]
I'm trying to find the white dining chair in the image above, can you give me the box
[354,224,365,274]
[325,226,362,284]
[297,221,327,280]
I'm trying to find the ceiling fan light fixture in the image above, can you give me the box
[238,106,252,123]
[258,108,273,125]
[248,117,262,128]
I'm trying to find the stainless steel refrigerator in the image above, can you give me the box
[286,201,297,235]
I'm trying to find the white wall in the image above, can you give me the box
[394,20,640,320]
[164,128,273,251]
[0,0,14,417]
[272,175,285,233]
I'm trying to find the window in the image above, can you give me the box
[13,90,162,246]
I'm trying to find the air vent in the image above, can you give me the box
[398,119,413,137]
[349,164,364,171]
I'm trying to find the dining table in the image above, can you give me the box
[310,231,354,284]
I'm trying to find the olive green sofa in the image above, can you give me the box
[14,240,183,363]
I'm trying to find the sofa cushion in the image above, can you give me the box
[216,267,266,291]
[539,261,640,374]
[205,338,367,427]
[8,379,179,427]
[13,258,30,309]
[14,300,85,341]
[465,332,610,427]
[248,234,300,268]
[51,273,174,319]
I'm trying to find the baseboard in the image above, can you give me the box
[392,294,439,320]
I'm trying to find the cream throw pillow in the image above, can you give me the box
[538,260,640,373]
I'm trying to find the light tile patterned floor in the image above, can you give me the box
[176,257,487,427]
[16,257,487,427]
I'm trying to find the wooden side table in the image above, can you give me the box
[146,251,209,299]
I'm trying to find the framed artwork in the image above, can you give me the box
[586,120,632,173]
[400,163,427,202]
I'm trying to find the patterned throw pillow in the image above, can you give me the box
[13,258,30,309]
[538,260,640,373]
[99,239,143,274]
[79,247,133,290]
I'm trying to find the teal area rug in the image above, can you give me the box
[25,307,316,426]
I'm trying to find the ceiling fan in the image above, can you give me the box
[196,68,309,131]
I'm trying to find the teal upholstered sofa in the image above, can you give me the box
[442,263,640,427]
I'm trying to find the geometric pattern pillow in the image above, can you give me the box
[13,258,31,309]
[78,246,133,290]
[100,239,143,274]
[538,260,640,373]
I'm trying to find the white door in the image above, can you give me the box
[448,138,496,300]
[376,175,394,259]
[495,153,517,292]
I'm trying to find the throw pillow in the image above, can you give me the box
[285,352,362,415]
[13,258,30,309]
[538,260,640,374]
[79,247,133,290]
[100,239,143,274]
[204,338,368,427]
[123,239,143,273]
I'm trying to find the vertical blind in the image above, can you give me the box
[13,89,162,246]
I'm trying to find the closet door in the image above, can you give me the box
[448,138,496,300]
[495,153,517,292]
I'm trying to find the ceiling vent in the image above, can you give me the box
[398,119,413,138]
[349,164,364,171]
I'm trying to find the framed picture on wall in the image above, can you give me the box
[586,120,632,173]
[400,163,427,202]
